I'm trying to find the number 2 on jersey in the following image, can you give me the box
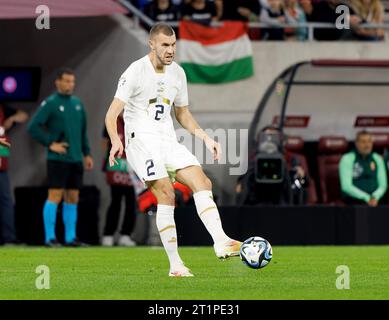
[155,104,164,121]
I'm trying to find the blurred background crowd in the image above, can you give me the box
[128,0,387,41]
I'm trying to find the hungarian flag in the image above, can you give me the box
[179,21,254,84]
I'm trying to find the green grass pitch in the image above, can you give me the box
[1,246,388,300]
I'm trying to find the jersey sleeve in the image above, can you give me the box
[27,99,55,147]
[114,64,137,104]
[174,67,189,107]
[372,153,388,201]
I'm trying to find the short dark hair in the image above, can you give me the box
[149,22,175,39]
[356,130,371,141]
[56,67,75,80]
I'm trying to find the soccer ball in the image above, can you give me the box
[240,236,272,269]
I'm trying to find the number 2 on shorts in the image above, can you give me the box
[146,159,155,176]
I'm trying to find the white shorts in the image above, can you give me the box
[125,132,201,183]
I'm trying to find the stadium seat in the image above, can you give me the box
[317,136,349,204]
[284,135,318,204]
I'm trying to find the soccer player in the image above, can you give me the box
[105,23,242,277]
[28,68,94,247]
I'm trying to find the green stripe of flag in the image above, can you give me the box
[181,56,254,84]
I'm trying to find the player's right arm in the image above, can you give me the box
[106,64,136,166]
[371,153,388,202]
[105,98,125,167]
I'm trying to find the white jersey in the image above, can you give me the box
[114,55,188,142]
[114,55,200,183]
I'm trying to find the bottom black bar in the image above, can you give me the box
[0,300,387,319]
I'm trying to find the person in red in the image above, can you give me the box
[0,104,28,245]
[101,113,137,246]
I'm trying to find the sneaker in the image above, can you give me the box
[169,263,194,277]
[45,239,62,248]
[64,238,89,247]
[214,239,242,259]
[101,236,114,247]
[117,235,136,247]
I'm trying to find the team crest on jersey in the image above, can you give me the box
[59,105,64,112]
[119,77,126,87]
[157,80,165,93]
[370,161,376,171]
[75,105,81,111]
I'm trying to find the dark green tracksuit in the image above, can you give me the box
[339,150,388,203]
[28,92,90,162]
[28,92,91,246]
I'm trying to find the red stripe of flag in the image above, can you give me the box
[179,20,248,46]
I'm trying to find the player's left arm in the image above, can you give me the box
[174,67,221,160]
[174,106,221,161]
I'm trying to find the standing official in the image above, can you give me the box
[28,68,94,247]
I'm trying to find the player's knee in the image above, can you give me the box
[203,176,212,190]
[195,176,212,192]
[64,191,79,204]
[191,176,212,193]
[48,189,64,204]
[157,185,175,204]
[162,189,175,204]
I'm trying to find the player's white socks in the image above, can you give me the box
[156,204,184,269]
[193,190,230,246]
